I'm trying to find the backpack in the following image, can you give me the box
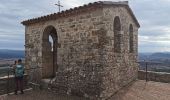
[15,64,24,77]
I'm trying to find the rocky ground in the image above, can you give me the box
[111,80,170,100]
[0,89,86,100]
[1,80,170,100]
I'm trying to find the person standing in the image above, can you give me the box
[14,59,24,95]
[12,60,17,75]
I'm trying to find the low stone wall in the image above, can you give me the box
[138,70,170,83]
[0,75,28,95]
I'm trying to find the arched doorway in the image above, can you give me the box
[42,26,58,78]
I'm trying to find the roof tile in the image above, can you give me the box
[21,1,140,27]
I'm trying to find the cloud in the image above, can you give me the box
[0,0,170,52]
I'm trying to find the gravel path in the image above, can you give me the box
[0,90,86,100]
[1,80,170,100]
[110,80,170,100]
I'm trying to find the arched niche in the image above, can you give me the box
[42,25,58,78]
[129,24,134,53]
[114,16,121,53]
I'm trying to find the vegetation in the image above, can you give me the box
[0,67,13,77]
[139,52,170,73]
[0,64,10,67]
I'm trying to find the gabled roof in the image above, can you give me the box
[21,1,140,27]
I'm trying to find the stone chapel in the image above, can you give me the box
[22,1,140,100]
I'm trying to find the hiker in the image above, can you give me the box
[14,59,24,95]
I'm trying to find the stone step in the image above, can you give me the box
[40,78,54,89]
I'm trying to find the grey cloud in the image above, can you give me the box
[139,41,170,53]
[0,0,170,52]
[131,0,170,29]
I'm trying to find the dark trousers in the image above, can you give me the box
[15,76,24,93]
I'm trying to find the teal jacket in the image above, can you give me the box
[15,64,24,77]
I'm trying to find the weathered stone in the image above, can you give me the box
[22,1,139,100]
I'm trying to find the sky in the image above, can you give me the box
[0,0,170,53]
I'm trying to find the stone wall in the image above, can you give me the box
[100,6,139,99]
[24,5,139,100]
[138,70,170,83]
[25,8,105,99]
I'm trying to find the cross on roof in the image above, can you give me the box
[55,0,63,12]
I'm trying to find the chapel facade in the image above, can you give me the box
[22,1,140,99]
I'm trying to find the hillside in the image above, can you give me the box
[0,49,24,59]
[139,52,170,62]
[138,52,170,73]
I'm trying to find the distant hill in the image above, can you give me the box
[150,52,170,59]
[0,49,24,59]
[138,52,170,73]
[138,53,152,61]
[139,52,170,61]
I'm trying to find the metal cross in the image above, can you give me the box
[55,0,63,12]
